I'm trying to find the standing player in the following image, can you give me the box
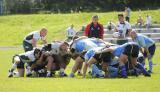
[130,30,156,73]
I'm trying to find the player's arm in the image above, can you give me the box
[32,38,37,48]
[96,48,113,54]
[74,36,87,42]
[83,62,88,78]
[139,37,150,56]
[42,39,47,44]
[42,37,47,44]
[83,57,97,78]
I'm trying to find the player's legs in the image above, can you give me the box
[69,56,84,77]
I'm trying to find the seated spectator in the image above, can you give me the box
[84,15,104,39]
[146,15,152,29]
[66,24,76,42]
[106,21,116,31]
[114,14,132,45]
[136,16,144,27]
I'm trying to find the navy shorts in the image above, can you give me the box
[123,44,139,58]
[12,55,24,69]
[143,44,156,57]
[93,52,112,63]
[23,40,33,52]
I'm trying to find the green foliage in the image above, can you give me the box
[3,0,160,14]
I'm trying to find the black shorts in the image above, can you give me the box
[123,44,139,58]
[79,51,87,60]
[12,55,25,69]
[23,40,33,52]
[93,52,112,63]
[143,44,156,57]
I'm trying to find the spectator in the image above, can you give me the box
[124,7,131,22]
[146,15,152,29]
[106,21,116,31]
[114,14,132,44]
[136,16,144,27]
[66,24,76,42]
[84,15,104,39]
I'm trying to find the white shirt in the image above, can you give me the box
[50,42,69,56]
[24,31,46,44]
[125,8,131,17]
[116,21,131,38]
[66,27,76,37]
[146,16,152,24]
[50,42,62,55]
[19,50,36,63]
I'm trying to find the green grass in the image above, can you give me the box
[0,48,160,92]
[0,10,160,92]
[0,10,160,46]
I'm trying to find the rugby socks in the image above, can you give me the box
[69,72,74,77]
[47,71,51,76]
[10,63,17,72]
[148,59,153,73]
[88,65,93,75]
[135,63,151,77]
[60,68,65,73]
[119,65,127,78]
[26,66,31,75]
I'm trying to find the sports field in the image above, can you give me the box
[0,10,160,92]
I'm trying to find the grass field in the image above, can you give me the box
[0,48,160,92]
[0,10,160,92]
[0,10,160,46]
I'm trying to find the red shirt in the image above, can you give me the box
[84,22,104,39]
